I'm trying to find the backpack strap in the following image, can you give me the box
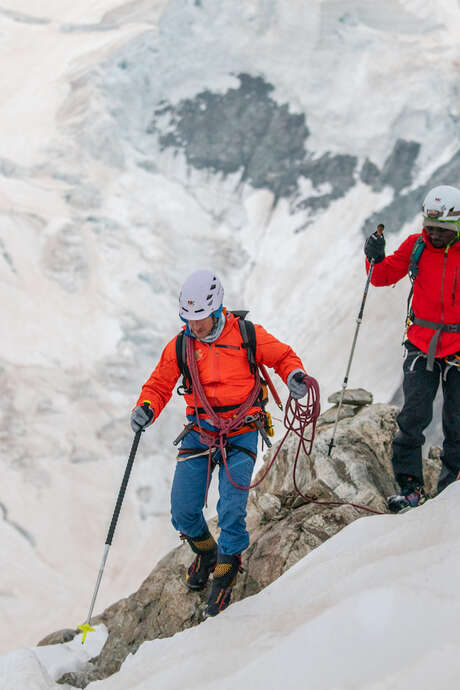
[408,235,426,282]
[406,235,426,326]
[233,311,257,375]
[175,311,258,395]
[175,331,192,395]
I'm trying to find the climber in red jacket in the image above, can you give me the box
[364,185,460,512]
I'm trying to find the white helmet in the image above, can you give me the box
[422,185,460,230]
[179,270,224,320]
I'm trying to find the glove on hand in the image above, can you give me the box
[287,369,308,399]
[130,405,154,433]
[364,231,385,263]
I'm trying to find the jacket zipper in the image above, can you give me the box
[210,343,219,401]
[440,248,449,324]
[453,267,459,307]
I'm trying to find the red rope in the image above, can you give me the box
[186,337,384,514]
[186,335,261,445]
[285,378,383,515]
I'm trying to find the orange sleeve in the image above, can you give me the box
[254,324,305,383]
[135,335,180,420]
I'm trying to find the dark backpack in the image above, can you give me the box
[175,310,257,396]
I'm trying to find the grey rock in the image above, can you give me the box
[38,629,78,646]
[256,492,282,521]
[379,139,420,193]
[317,404,356,426]
[360,158,380,187]
[364,139,420,194]
[362,148,460,237]
[149,74,311,202]
[327,388,373,406]
[428,445,442,461]
[424,446,442,497]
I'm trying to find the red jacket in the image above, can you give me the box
[367,228,460,357]
[136,310,305,420]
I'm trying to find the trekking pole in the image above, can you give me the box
[327,225,383,456]
[77,403,150,643]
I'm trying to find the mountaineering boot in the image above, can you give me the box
[437,465,460,494]
[184,532,217,591]
[205,553,241,617]
[388,476,427,513]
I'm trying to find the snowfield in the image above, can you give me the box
[3,483,460,689]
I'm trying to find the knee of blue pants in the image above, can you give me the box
[170,431,210,538]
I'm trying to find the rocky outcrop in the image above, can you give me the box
[48,395,401,687]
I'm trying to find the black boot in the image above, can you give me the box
[205,553,241,617]
[388,475,427,513]
[184,532,217,591]
[437,464,460,494]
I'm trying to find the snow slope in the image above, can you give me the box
[3,482,460,690]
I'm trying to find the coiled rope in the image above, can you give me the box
[186,335,383,514]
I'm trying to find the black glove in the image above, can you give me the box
[130,404,154,433]
[364,231,385,263]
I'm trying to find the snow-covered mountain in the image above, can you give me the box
[1,0,460,654]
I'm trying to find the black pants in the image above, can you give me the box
[392,341,460,492]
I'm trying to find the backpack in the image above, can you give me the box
[175,310,257,396]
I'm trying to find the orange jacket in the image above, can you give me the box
[136,310,305,420]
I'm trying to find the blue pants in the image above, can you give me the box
[171,422,257,555]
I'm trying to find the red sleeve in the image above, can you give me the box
[366,234,419,286]
[254,324,305,382]
[135,335,180,420]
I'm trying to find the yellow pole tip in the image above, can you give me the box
[77,623,95,644]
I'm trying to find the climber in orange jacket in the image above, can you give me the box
[130,269,310,617]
